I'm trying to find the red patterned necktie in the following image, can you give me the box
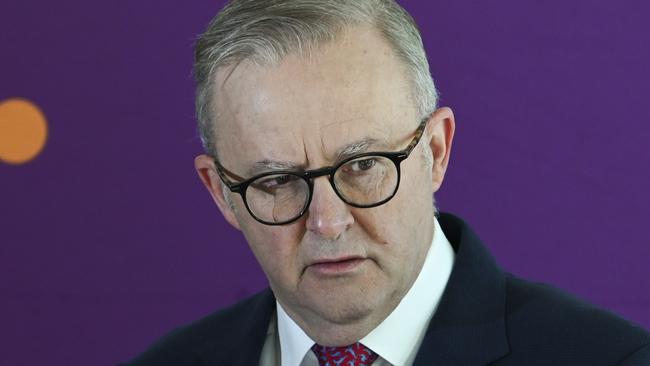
[311,342,379,366]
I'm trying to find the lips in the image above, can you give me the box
[308,256,366,276]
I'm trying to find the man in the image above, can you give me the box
[124,0,650,365]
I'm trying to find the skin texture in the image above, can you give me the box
[195,24,455,346]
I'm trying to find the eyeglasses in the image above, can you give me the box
[214,116,429,225]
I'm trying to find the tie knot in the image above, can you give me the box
[311,342,378,366]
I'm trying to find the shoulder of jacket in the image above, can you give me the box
[503,273,650,364]
[122,288,274,366]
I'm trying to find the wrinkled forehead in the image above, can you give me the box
[211,26,417,174]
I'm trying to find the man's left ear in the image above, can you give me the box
[426,107,455,192]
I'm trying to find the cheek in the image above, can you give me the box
[354,204,411,261]
[401,160,435,212]
[356,170,433,257]
[238,221,305,286]
[353,207,390,245]
[391,179,429,228]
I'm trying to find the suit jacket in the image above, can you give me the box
[123,213,650,365]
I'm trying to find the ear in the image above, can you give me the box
[194,154,241,231]
[426,107,456,193]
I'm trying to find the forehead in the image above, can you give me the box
[212,25,417,171]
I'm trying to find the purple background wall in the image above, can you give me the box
[1,1,648,364]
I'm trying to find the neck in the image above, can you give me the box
[279,292,405,346]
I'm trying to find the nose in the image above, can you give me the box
[305,177,354,240]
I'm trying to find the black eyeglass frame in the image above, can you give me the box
[213,115,430,225]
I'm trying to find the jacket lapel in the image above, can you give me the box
[413,213,510,365]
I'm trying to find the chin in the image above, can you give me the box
[309,294,378,325]
[328,306,372,325]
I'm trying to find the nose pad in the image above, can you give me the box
[305,177,354,239]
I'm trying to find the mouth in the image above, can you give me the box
[307,256,366,276]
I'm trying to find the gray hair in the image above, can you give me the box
[194,0,439,158]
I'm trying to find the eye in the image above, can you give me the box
[253,174,300,192]
[342,157,377,174]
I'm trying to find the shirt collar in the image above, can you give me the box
[276,217,456,366]
[277,300,316,366]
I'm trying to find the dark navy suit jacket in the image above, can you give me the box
[124,213,650,365]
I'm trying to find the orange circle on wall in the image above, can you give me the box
[0,98,48,165]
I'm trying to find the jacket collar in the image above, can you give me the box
[413,212,510,365]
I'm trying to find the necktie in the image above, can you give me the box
[311,342,379,366]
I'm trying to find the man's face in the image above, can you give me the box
[196,25,454,344]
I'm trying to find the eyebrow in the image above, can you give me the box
[246,137,386,176]
[336,137,382,161]
[247,160,303,176]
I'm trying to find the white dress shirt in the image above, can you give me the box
[259,217,455,366]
